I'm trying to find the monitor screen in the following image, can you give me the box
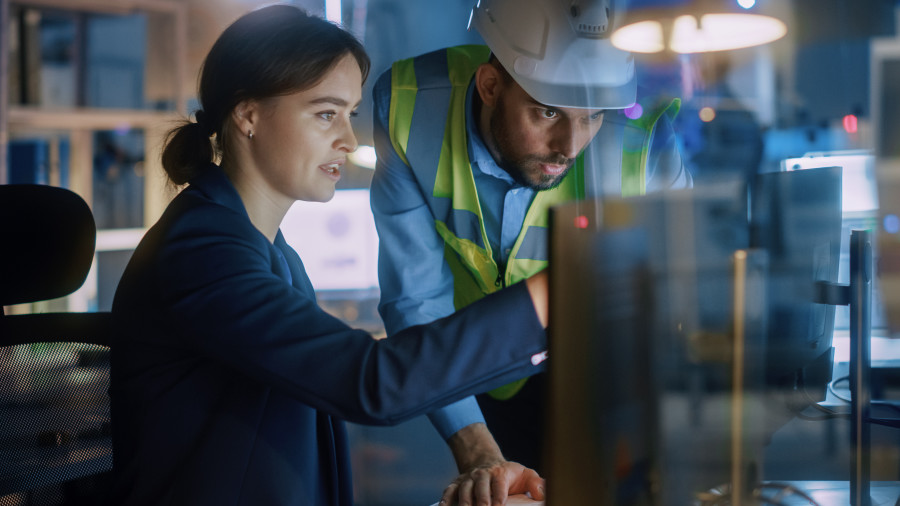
[876,164,900,336]
[545,168,846,504]
[279,189,380,292]
[545,179,756,505]
[749,166,843,401]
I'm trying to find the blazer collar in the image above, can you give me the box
[188,164,251,221]
[188,164,293,257]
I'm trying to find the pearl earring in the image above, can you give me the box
[247,130,254,139]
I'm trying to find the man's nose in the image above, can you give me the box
[548,120,586,159]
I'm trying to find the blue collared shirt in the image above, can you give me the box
[370,65,690,439]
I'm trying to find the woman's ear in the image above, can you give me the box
[475,63,505,108]
[231,99,258,138]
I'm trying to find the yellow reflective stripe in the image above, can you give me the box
[447,45,491,85]
[436,220,498,299]
[488,378,528,401]
[505,160,582,284]
[389,60,418,167]
[621,144,645,197]
[506,258,548,285]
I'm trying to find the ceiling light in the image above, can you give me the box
[611,2,786,54]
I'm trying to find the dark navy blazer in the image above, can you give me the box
[107,166,547,506]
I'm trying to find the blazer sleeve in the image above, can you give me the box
[152,201,547,426]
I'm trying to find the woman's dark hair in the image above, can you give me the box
[161,4,371,185]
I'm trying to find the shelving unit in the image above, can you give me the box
[0,0,189,226]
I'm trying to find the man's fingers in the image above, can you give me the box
[490,466,511,505]
[521,468,545,500]
[440,481,459,506]
[457,476,475,506]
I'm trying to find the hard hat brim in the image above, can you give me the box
[513,71,637,110]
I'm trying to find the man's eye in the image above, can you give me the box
[586,111,604,123]
[541,109,558,119]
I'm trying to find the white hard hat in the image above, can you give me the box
[469,0,636,109]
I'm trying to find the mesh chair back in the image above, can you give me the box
[0,184,113,505]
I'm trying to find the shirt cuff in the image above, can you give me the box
[427,395,486,440]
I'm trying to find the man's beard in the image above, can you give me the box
[490,98,575,191]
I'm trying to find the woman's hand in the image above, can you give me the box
[525,270,548,328]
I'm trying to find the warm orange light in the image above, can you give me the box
[699,107,716,122]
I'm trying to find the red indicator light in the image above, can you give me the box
[574,215,589,229]
[843,114,858,134]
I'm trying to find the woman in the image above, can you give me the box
[108,5,548,505]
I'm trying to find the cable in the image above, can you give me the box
[828,374,851,403]
[794,372,900,427]
[758,482,821,506]
[696,482,822,506]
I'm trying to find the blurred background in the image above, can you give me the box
[2,0,900,504]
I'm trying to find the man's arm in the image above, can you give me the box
[370,68,538,504]
[369,70,489,440]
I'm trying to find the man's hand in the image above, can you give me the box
[440,423,545,505]
[440,460,544,506]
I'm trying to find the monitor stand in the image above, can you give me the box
[815,229,873,506]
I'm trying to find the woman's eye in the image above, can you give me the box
[319,112,336,121]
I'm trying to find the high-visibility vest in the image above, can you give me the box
[388,45,680,400]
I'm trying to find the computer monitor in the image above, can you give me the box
[545,167,845,504]
[876,163,900,335]
[749,166,844,404]
[545,179,759,505]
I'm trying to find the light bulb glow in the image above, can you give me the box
[610,20,664,54]
[670,13,786,53]
[325,0,342,23]
[699,107,716,122]
[612,13,786,54]
[737,0,756,8]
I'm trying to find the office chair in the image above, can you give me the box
[0,184,113,505]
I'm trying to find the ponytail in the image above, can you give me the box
[160,114,216,185]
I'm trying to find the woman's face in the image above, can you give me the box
[247,53,362,204]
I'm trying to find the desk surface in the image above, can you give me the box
[762,481,900,506]
[429,494,542,506]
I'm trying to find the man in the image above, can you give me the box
[370,0,692,500]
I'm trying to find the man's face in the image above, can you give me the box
[486,78,605,191]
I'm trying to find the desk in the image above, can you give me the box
[429,494,543,506]
[761,481,900,505]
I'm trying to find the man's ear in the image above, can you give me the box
[475,63,505,108]
[231,99,258,137]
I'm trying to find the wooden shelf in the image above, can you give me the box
[8,106,181,131]
[8,0,184,14]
